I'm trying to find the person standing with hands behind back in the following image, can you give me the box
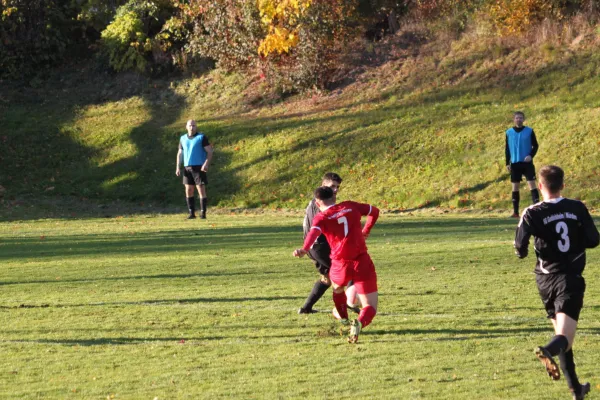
[506,111,540,217]
[176,120,213,219]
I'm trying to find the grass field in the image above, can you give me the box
[2,212,600,399]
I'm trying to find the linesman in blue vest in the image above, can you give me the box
[506,111,540,218]
[176,120,213,219]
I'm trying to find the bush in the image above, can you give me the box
[257,0,359,92]
[0,0,81,79]
[187,0,263,72]
[99,0,174,73]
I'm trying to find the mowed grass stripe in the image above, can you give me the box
[1,214,599,399]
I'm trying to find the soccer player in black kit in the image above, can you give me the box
[514,165,599,400]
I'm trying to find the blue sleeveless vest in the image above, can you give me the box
[180,133,207,167]
[506,126,533,164]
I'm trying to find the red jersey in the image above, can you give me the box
[303,201,379,261]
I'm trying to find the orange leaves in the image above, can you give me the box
[488,0,555,36]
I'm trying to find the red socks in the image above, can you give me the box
[358,305,376,328]
[332,291,348,320]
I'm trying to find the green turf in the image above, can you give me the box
[1,213,599,399]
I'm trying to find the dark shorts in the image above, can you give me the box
[511,162,536,183]
[308,241,331,276]
[536,273,585,321]
[183,166,208,186]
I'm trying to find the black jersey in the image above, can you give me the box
[303,198,327,245]
[514,198,599,275]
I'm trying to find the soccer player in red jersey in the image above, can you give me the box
[293,186,380,343]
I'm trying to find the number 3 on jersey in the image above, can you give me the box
[556,221,570,252]
[338,216,348,238]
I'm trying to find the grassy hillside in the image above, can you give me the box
[2,28,600,214]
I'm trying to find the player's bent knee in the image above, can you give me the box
[320,275,331,286]
[332,285,345,294]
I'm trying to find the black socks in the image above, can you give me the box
[559,349,581,392]
[302,280,331,311]
[512,191,520,215]
[531,188,540,204]
[544,334,568,356]
[186,197,195,216]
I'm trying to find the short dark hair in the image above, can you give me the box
[514,111,525,119]
[314,186,334,201]
[539,165,564,193]
[322,172,342,184]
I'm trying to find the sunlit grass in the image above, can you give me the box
[1,213,599,399]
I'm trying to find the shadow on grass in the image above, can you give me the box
[0,70,242,222]
[0,295,304,309]
[0,270,281,286]
[0,217,520,265]
[0,225,301,261]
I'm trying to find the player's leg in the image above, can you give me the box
[526,163,539,203]
[554,313,588,399]
[332,283,349,321]
[345,282,360,313]
[197,184,207,218]
[535,276,563,380]
[511,180,520,218]
[347,254,378,343]
[299,273,330,314]
[330,260,351,322]
[185,184,196,218]
[554,276,587,399]
[299,245,331,314]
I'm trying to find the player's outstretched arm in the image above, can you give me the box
[293,249,308,257]
[362,205,380,238]
[295,226,321,258]
[581,206,600,249]
[514,213,532,258]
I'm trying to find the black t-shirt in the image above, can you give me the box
[303,198,327,245]
[178,133,210,150]
[514,198,599,275]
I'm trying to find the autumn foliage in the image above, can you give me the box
[1,0,598,84]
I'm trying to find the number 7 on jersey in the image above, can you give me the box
[338,216,348,237]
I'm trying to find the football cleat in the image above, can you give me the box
[187,214,196,219]
[510,213,519,218]
[347,319,361,343]
[298,307,318,314]
[200,212,206,219]
[340,318,350,326]
[572,382,590,400]
[535,346,560,381]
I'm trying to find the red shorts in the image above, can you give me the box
[330,253,377,294]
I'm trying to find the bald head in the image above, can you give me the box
[186,120,197,136]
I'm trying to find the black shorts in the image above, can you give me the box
[183,166,208,186]
[536,273,585,321]
[308,241,331,276]
[510,162,536,183]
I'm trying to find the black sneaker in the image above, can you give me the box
[535,346,560,381]
[200,212,206,219]
[572,382,591,400]
[187,214,196,219]
[298,307,318,314]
